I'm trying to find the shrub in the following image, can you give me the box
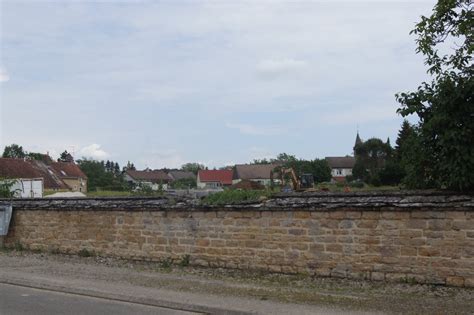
[201,189,272,205]
[77,248,94,257]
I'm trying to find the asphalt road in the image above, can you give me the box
[0,283,201,315]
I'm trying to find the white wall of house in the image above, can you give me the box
[9,178,43,198]
[124,174,168,190]
[197,181,221,189]
[331,168,353,177]
[232,178,276,187]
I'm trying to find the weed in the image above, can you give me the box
[14,241,24,252]
[77,248,94,257]
[160,257,173,268]
[179,254,190,267]
[50,248,61,255]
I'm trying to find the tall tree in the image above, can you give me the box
[353,138,393,185]
[395,120,415,158]
[180,163,205,175]
[58,150,74,162]
[396,0,473,191]
[2,144,26,159]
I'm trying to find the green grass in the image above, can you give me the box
[315,183,400,192]
[201,189,274,205]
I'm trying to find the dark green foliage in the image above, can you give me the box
[378,161,405,186]
[160,257,173,268]
[58,150,74,162]
[123,161,136,171]
[396,0,473,191]
[2,144,26,159]
[0,178,18,198]
[271,153,332,184]
[252,158,271,164]
[202,189,271,205]
[77,248,94,257]
[353,138,393,185]
[395,120,415,159]
[180,163,206,175]
[179,255,191,267]
[76,159,126,191]
[170,178,197,189]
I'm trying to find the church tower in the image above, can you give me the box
[353,131,362,156]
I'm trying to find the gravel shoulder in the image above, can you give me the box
[0,250,472,315]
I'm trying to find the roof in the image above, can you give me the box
[231,180,265,190]
[0,158,67,189]
[125,170,172,183]
[197,169,233,185]
[49,162,87,179]
[234,164,279,180]
[168,170,196,181]
[325,157,356,169]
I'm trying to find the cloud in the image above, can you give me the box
[226,123,286,136]
[256,58,308,79]
[0,67,10,82]
[79,144,109,160]
[138,149,186,169]
[318,105,396,125]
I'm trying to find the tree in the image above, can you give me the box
[395,120,415,159]
[2,144,26,159]
[58,150,74,162]
[396,0,473,191]
[271,153,331,184]
[180,163,205,175]
[354,138,393,185]
[123,161,136,172]
[76,159,126,191]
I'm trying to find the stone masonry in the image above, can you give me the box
[1,191,473,287]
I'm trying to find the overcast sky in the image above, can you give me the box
[0,0,435,169]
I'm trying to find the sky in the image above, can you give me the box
[0,0,435,169]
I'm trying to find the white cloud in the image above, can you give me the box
[256,58,307,79]
[318,105,396,125]
[226,123,286,136]
[138,149,186,169]
[79,144,109,160]
[0,67,10,82]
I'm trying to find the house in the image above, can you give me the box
[197,169,233,189]
[49,162,88,192]
[0,157,87,193]
[167,170,196,181]
[325,157,355,182]
[124,169,172,190]
[232,164,280,187]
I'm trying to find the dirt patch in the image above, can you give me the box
[1,250,473,314]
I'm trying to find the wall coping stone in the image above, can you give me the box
[1,190,473,211]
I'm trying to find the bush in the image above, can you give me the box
[349,181,364,188]
[202,189,272,205]
[77,248,94,257]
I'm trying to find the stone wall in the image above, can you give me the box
[2,191,473,287]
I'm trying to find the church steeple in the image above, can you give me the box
[355,132,362,147]
[353,131,362,156]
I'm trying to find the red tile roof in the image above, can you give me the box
[0,158,68,189]
[198,169,233,185]
[49,162,87,179]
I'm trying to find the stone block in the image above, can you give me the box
[446,276,464,287]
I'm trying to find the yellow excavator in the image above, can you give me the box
[278,168,315,192]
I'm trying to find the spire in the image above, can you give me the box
[353,131,362,157]
[355,131,362,147]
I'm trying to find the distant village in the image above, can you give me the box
[1,131,402,198]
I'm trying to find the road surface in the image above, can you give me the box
[0,283,200,315]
